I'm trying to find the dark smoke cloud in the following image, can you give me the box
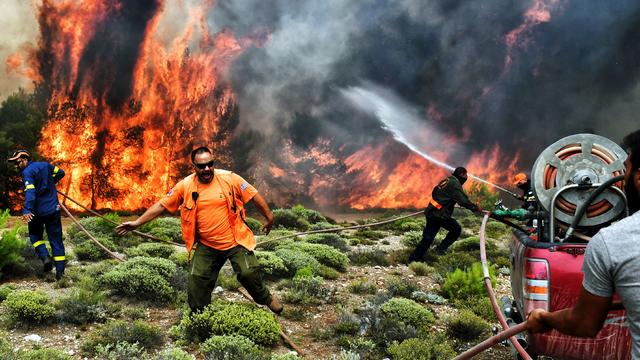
[209,0,640,168]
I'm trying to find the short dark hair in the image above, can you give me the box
[622,129,640,170]
[190,146,212,163]
[453,167,467,177]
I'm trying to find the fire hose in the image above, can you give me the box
[453,212,532,360]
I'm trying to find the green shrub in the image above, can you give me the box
[384,218,424,233]
[485,221,508,239]
[303,233,349,252]
[291,204,327,224]
[139,217,182,243]
[94,341,145,360]
[171,299,281,346]
[256,251,288,278]
[0,224,27,278]
[349,278,377,295]
[0,334,11,358]
[245,217,263,234]
[98,257,178,302]
[274,249,320,276]
[334,309,360,335]
[442,262,495,299]
[309,222,337,231]
[19,347,73,360]
[0,284,16,301]
[126,242,176,258]
[386,276,419,298]
[154,347,195,360]
[216,271,241,291]
[277,242,349,271]
[453,295,496,322]
[68,216,118,242]
[0,209,9,227]
[317,265,340,279]
[57,288,106,325]
[82,320,164,354]
[446,309,489,341]
[401,230,422,248]
[450,236,498,253]
[169,251,189,269]
[200,335,266,360]
[122,306,147,320]
[4,290,56,326]
[434,251,476,277]
[273,209,310,230]
[283,269,331,305]
[348,249,389,266]
[408,262,431,276]
[380,298,434,330]
[387,337,456,360]
[351,229,386,240]
[74,236,117,261]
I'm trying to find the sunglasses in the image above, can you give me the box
[193,160,214,170]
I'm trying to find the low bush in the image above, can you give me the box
[200,335,267,360]
[283,268,332,305]
[334,309,360,335]
[309,222,338,231]
[171,299,281,346]
[408,262,431,276]
[94,341,145,360]
[57,288,107,325]
[169,251,189,269]
[122,306,147,320]
[348,249,389,266]
[0,335,10,358]
[256,251,288,278]
[0,222,27,278]
[380,298,434,330]
[317,265,340,279]
[291,204,327,224]
[18,347,73,360]
[74,236,117,261]
[349,278,377,295]
[434,251,476,277]
[274,249,320,276]
[350,229,386,241]
[277,242,349,271]
[453,295,496,322]
[450,236,498,253]
[370,316,418,347]
[82,320,164,354]
[245,217,263,234]
[0,284,16,301]
[273,209,310,231]
[387,337,456,360]
[303,233,349,252]
[386,276,419,298]
[139,217,182,243]
[446,309,489,341]
[125,242,176,259]
[442,262,495,299]
[412,291,446,305]
[98,257,178,302]
[271,353,304,360]
[154,347,195,360]
[401,230,422,249]
[216,270,241,291]
[384,218,424,233]
[485,221,508,239]
[4,290,56,326]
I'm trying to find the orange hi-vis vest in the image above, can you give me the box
[173,171,256,254]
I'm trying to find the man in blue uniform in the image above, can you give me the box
[8,150,66,279]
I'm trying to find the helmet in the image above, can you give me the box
[7,149,31,162]
[513,172,528,186]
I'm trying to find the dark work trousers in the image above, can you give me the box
[408,216,462,262]
[28,211,65,274]
[188,243,272,312]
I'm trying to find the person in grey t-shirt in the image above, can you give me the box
[528,129,640,359]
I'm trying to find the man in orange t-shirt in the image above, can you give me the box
[116,146,281,313]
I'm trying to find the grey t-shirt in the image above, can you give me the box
[582,211,640,359]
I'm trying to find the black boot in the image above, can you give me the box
[55,271,64,281]
[42,256,53,273]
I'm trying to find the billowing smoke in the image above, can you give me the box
[212,0,640,168]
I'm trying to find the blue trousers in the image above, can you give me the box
[28,211,65,274]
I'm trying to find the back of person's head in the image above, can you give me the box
[622,129,640,170]
[453,167,467,177]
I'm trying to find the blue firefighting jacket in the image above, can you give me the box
[21,161,65,216]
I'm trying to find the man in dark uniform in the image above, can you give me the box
[513,172,537,227]
[8,150,67,279]
[408,167,480,262]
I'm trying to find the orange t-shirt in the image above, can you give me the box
[160,171,258,251]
